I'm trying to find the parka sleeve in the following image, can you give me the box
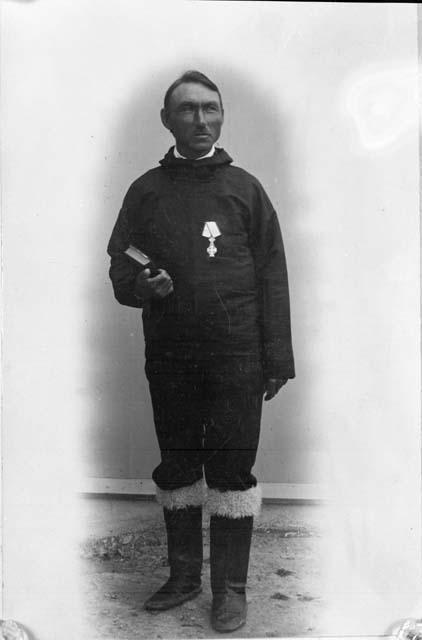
[250,184,295,380]
[107,194,143,309]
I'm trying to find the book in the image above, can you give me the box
[124,245,159,277]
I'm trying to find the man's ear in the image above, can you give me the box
[160,108,171,131]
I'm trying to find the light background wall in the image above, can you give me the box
[1,1,420,638]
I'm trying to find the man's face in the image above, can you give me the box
[161,82,224,159]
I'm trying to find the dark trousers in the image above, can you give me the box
[145,357,264,493]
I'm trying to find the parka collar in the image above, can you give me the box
[159,146,233,169]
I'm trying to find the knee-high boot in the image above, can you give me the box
[144,505,203,611]
[210,515,253,633]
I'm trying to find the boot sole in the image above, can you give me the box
[144,586,202,612]
[211,618,246,633]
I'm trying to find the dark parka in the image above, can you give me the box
[107,148,295,380]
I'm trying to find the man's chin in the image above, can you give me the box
[182,141,214,158]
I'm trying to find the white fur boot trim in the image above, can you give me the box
[156,478,206,510]
[206,485,262,518]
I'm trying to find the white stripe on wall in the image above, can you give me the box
[80,478,327,502]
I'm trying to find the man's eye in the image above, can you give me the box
[205,105,219,112]
[179,105,194,113]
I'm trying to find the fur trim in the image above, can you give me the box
[156,478,206,510]
[206,485,262,518]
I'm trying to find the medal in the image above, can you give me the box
[202,221,221,257]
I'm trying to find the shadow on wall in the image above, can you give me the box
[87,61,313,483]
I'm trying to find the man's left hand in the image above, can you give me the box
[264,378,288,401]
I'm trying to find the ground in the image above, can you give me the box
[80,499,326,639]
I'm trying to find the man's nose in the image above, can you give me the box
[194,108,206,124]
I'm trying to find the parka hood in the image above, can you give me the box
[159,146,233,169]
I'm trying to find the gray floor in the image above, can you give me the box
[80,496,326,539]
[80,497,327,639]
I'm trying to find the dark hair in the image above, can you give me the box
[163,70,223,113]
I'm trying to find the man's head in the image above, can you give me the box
[161,70,224,159]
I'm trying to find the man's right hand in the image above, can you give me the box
[134,268,174,300]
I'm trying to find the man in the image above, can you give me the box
[107,70,295,633]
